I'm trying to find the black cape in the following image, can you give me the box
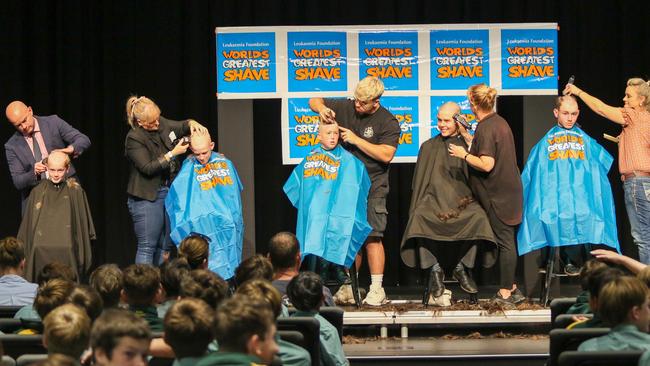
[18,179,95,281]
[400,135,495,269]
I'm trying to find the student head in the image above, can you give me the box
[579,259,608,291]
[68,285,104,322]
[214,295,278,364]
[43,303,91,359]
[0,236,26,275]
[89,264,123,309]
[236,279,283,318]
[554,95,580,129]
[179,269,229,310]
[43,151,70,184]
[160,258,191,300]
[598,276,650,331]
[587,266,624,312]
[6,100,35,136]
[37,261,78,286]
[353,76,383,115]
[318,122,340,150]
[37,354,79,366]
[178,234,209,270]
[190,132,215,165]
[638,266,650,288]
[235,254,274,287]
[267,231,301,273]
[121,264,161,307]
[34,279,75,319]
[126,95,161,131]
[91,309,151,366]
[467,83,497,115]
[286,271,324,312]
[163,298,215,359]
[436,102,462,137]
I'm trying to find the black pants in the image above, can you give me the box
[487,206,517,289]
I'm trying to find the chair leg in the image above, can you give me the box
[541,246,557,306]
[422,266,435,307]
[350,266,361,308]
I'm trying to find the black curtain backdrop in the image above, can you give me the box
[1,1,648,286]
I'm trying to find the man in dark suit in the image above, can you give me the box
[4,100,91,208]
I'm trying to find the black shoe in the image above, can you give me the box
[492,291,518,308]
[509,288,526,304]
[452,266,478,294]
[427,267,445,297]
[564,263,581,277]
[333,265,351,285]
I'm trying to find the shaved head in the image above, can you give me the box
[190,132,215,165]
[6,101,35,135]
[438,102,461,117]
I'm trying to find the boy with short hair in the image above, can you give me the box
[179,269,229,310]
[158,258,191,318]
[197,295,279,366]
[579,276,650,351]
[566,259,608,314]
[569,267,624,329]
[91,309,152,366]
[43,303,91,360]
[163,298,215,365]
[121,264,163,331]
[0,236,37,305]
[89,264,123,309]
[287,272,349,366]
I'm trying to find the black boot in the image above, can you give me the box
[427,265,445,298]
[452,265,478,294]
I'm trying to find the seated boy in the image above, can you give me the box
[17,151,95,282]
[43,303,91,360]
[566,260,607,314]
[197,295,279,366]
[89,264,123,309]
[0,236,37,306]
[579,276,650,351]
[91,309,152,366]
[236,279,311,366]
[179,269,229,311]
[163,297,215,365]
[158,258,191,318]
[568,267,623,329]
[283,123,371,305]
[166,131,244,280]
[287,272,349,366]
[121,264,163,331]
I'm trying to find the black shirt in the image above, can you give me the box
[324,98,400,198]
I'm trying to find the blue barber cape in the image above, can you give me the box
[165,152,244,279]
[517,125,619,255]
[284,145,372,267]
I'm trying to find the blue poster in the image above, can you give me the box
[501,29,558,90]
[430,30,490,90]
[287,32,347,92]
[288,98,322,160]
[381,96,419,157]
[216,32,276,93]
[358,31,418,90]
[430,96,476,138]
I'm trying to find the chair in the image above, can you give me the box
[0,318,22,333]
[0,334,47,359]
[15,354,47,366]
[548,328,610,366]
[318,306,344,342]
[558,350,643,366]
[0,306,23,318]
[553,314,593,329]
[550,297,578,323]
[278,330,306,347]
[277,317,320,366]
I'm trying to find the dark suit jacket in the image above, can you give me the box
[125,117,190,201]
[4,114,91,203]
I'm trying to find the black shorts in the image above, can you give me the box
[367,197,388,237]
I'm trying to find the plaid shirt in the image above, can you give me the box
[619,108,650,174]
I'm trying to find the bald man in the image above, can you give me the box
[17,150,95,281]
[165,132,244,280]
[5,101,91,210]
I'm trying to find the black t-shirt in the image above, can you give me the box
[468,113,523,225]
[324,98,400,198]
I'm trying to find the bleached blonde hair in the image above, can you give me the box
[354,76,385,101]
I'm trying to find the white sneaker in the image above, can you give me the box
[428,289,452,307]
[362,285,388,306]
[333,284,355,305]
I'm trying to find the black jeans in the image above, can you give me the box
[487,206,517,289]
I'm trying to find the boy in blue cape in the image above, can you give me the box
[518,96,619,274]
[165,132,243,280]
[283,122,372,301]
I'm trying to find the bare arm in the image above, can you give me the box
[447,144,495,172]
[591,249,646,274]
[564,84,625,125]
[309,97,336,123]
[339,126,396,164]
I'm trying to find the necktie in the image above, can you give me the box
[32,134,43,180]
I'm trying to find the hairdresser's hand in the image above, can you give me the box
[188,119,208,134]
[339,126,361,145]
[563,83,583,97]
[318,106,337,124]
[448,144,467,159]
